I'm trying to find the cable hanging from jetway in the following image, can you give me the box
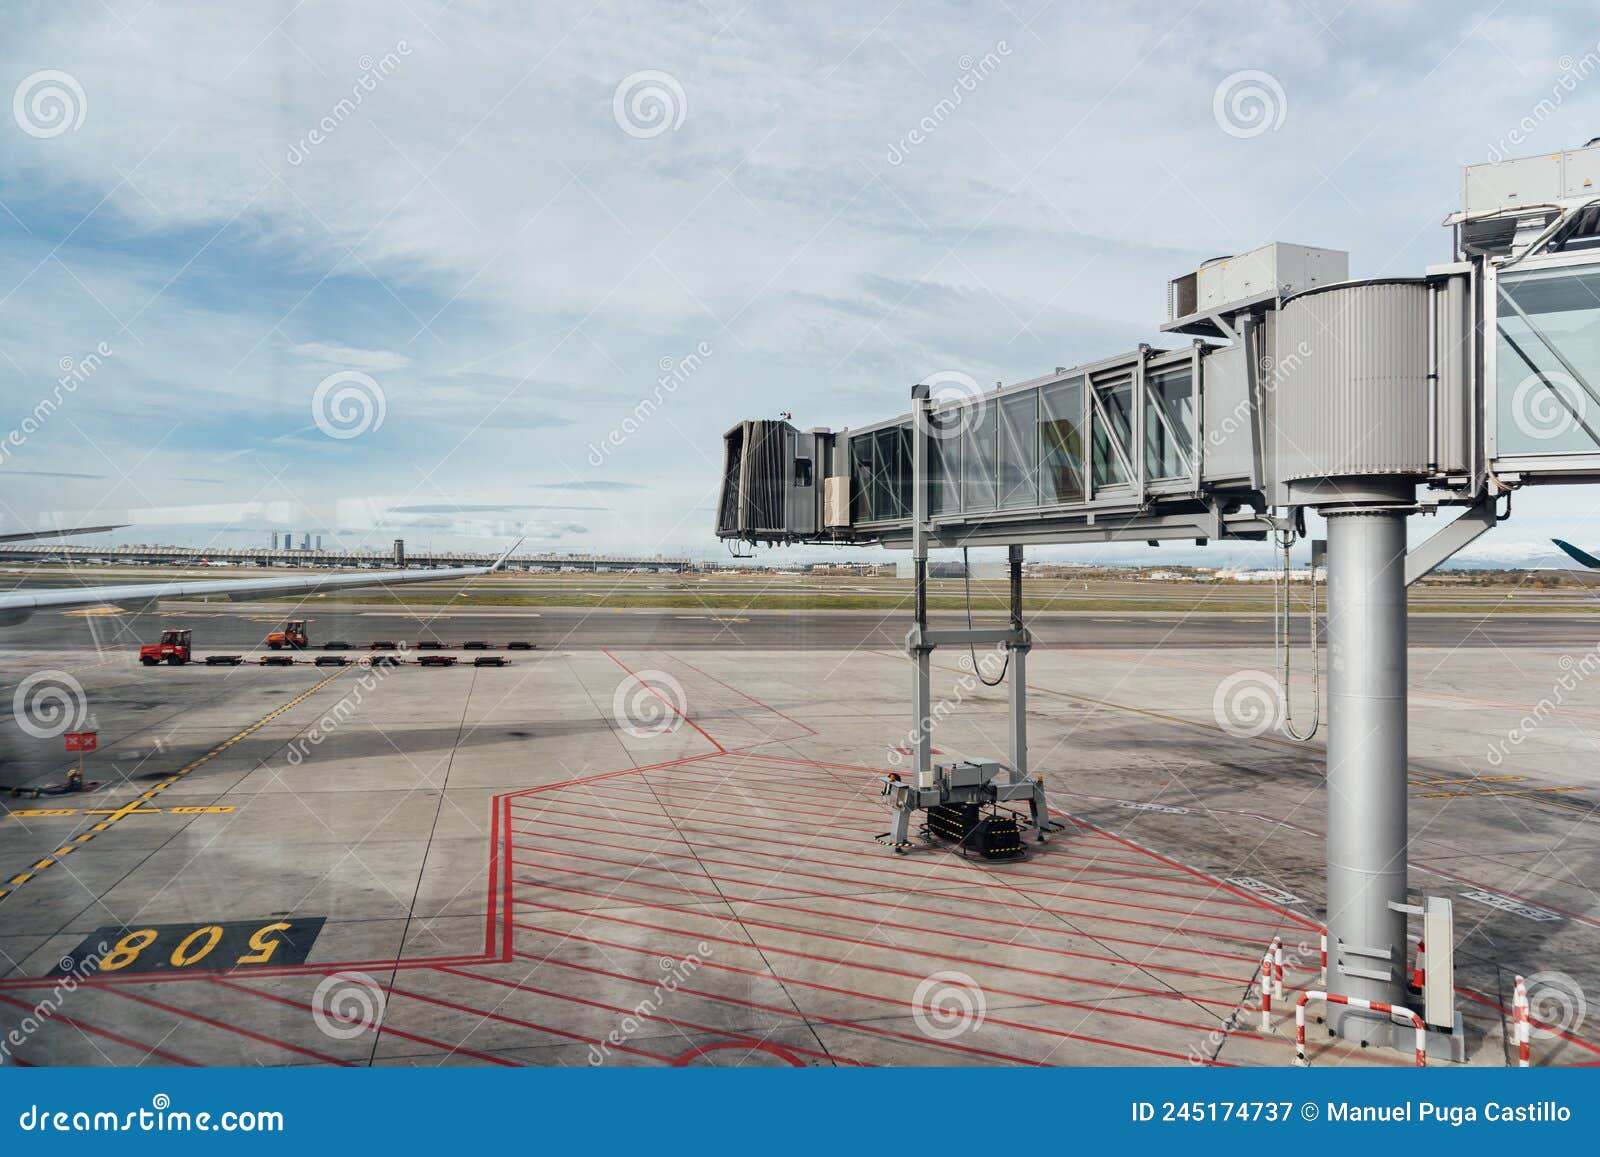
[1273,522,1320,743]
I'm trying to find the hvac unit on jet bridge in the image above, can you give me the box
[716,136,1600,1060]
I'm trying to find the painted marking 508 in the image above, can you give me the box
[48,917,327,977]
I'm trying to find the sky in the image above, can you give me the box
[4,0,1600,568]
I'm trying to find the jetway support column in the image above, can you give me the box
[1007,543,1028,780]
[909,385,933,787]
[1323,502,1410,1044]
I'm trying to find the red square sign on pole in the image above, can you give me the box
[64,732,97,753]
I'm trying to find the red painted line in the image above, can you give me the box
[103,985,350,1065]
[673,1039,808,1066]
[602,649,725,753]
[1067,815,1322,931]
[514,870,1258,991]
[382,981,672,1063]
[437,966,860,1067]
[659,652,819,737]
[506,940,1231,1067]
[1454,988,1600,1058]
[484,786,501,960]
[512,792,1210,884]
[0,991,198,1066]
[512,900,1253,1019]
[509,843,1273,968]
[565,779,886,831]
[508,795,1193,885]
[510,821,1300,937]
[511,808,1286,928]
[497,952,1037,1066]
[208,977,519,1066]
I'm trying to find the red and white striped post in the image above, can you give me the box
[1260,941,1277,1031]
[1409,937,1426,991]
[1274,940,1285,1001]
[1513,976,1530,1068]
[1295,990,1427,1067]
[1319,929,1327,986]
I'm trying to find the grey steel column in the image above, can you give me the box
[1324,507,1409,1036]
[1007,543,1028,780]
[909,385,933,785]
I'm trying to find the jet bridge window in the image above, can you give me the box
[850,435,875,523]
[1039,378,1085,504]
[1496,264,1600,457]
[1145,365,1194,481]
[961,398,998,511]
[873,425,911,519]
[929,409,961,515]
[997,390,1040,508]
[1091,374,1133,489]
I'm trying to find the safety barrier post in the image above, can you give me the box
[1260,941,1276,1031]
[1295,990,1426,1067]
[1513,976,1530,1068]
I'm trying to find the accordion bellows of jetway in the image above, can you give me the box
[718,140,1600,551]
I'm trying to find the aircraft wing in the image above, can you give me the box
[1552,538,1600,569]
[0,524,128,544]
[0,538,524,626]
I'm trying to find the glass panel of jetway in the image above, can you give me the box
[1491,256,1600,472]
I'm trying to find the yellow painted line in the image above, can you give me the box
[0,665,349,905]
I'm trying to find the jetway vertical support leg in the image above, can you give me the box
[1007,544,1028,781]
[1323,507,1410,1044]
[909,384,933,787]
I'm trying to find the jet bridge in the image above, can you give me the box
[715,138,1600,1059]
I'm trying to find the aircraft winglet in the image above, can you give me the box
[1552,538,1600,569]
[490,536,525,572]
